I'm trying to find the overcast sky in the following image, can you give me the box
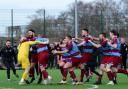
[0,0,96,37]
[0,0,94,10]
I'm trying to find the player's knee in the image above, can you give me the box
[40,67,46,71]
[65,63,72,68]
[59,62,64,67]
[42,68,46,71]
[30,63,35,68]
[64,64,69,68]
[69,68,74,71]
[106,68,111,72]
[100,66,104,71]
[63,65,68,69]
[79,64,84,69]
[112,67,117,72]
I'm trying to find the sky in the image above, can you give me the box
[0,0,95,37]
[0,0,94,10]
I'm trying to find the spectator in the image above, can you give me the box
[0,40,19,80]
[120,38,128,70]
[48,44,55,69]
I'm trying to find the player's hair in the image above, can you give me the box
[82,28,89,33]
[110,30,117,36]
[6,39,11,42]
[66,35,72,40]
[100,32,106,37]
[28,29,35,33]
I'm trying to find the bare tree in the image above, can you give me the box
[27,0,127,40]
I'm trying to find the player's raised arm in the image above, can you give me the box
[41,38,49,44]
[77,41,85,46]
[92,36,100,41]
[75,37,84,41]
[28,39,49,45]
[53,49,69,55]
[88,40,101,48]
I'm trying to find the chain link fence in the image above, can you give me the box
[0,9,127,46]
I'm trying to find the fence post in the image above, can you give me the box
[44,9,46,37]
[75,0,78,38]
[100,10,104,32]
[11,9,14,46]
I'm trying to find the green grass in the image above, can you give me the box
[0,69,128,89]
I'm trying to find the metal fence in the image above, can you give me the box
[0,9,127,46]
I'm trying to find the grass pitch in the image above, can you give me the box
[0,69,127,89]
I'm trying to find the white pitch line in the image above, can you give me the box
[88,85,99,89]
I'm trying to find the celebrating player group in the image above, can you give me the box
[4,28,128,86]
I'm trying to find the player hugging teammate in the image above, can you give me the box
[14,28,128,86]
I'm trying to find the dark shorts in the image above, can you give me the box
[86,61,97,67]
